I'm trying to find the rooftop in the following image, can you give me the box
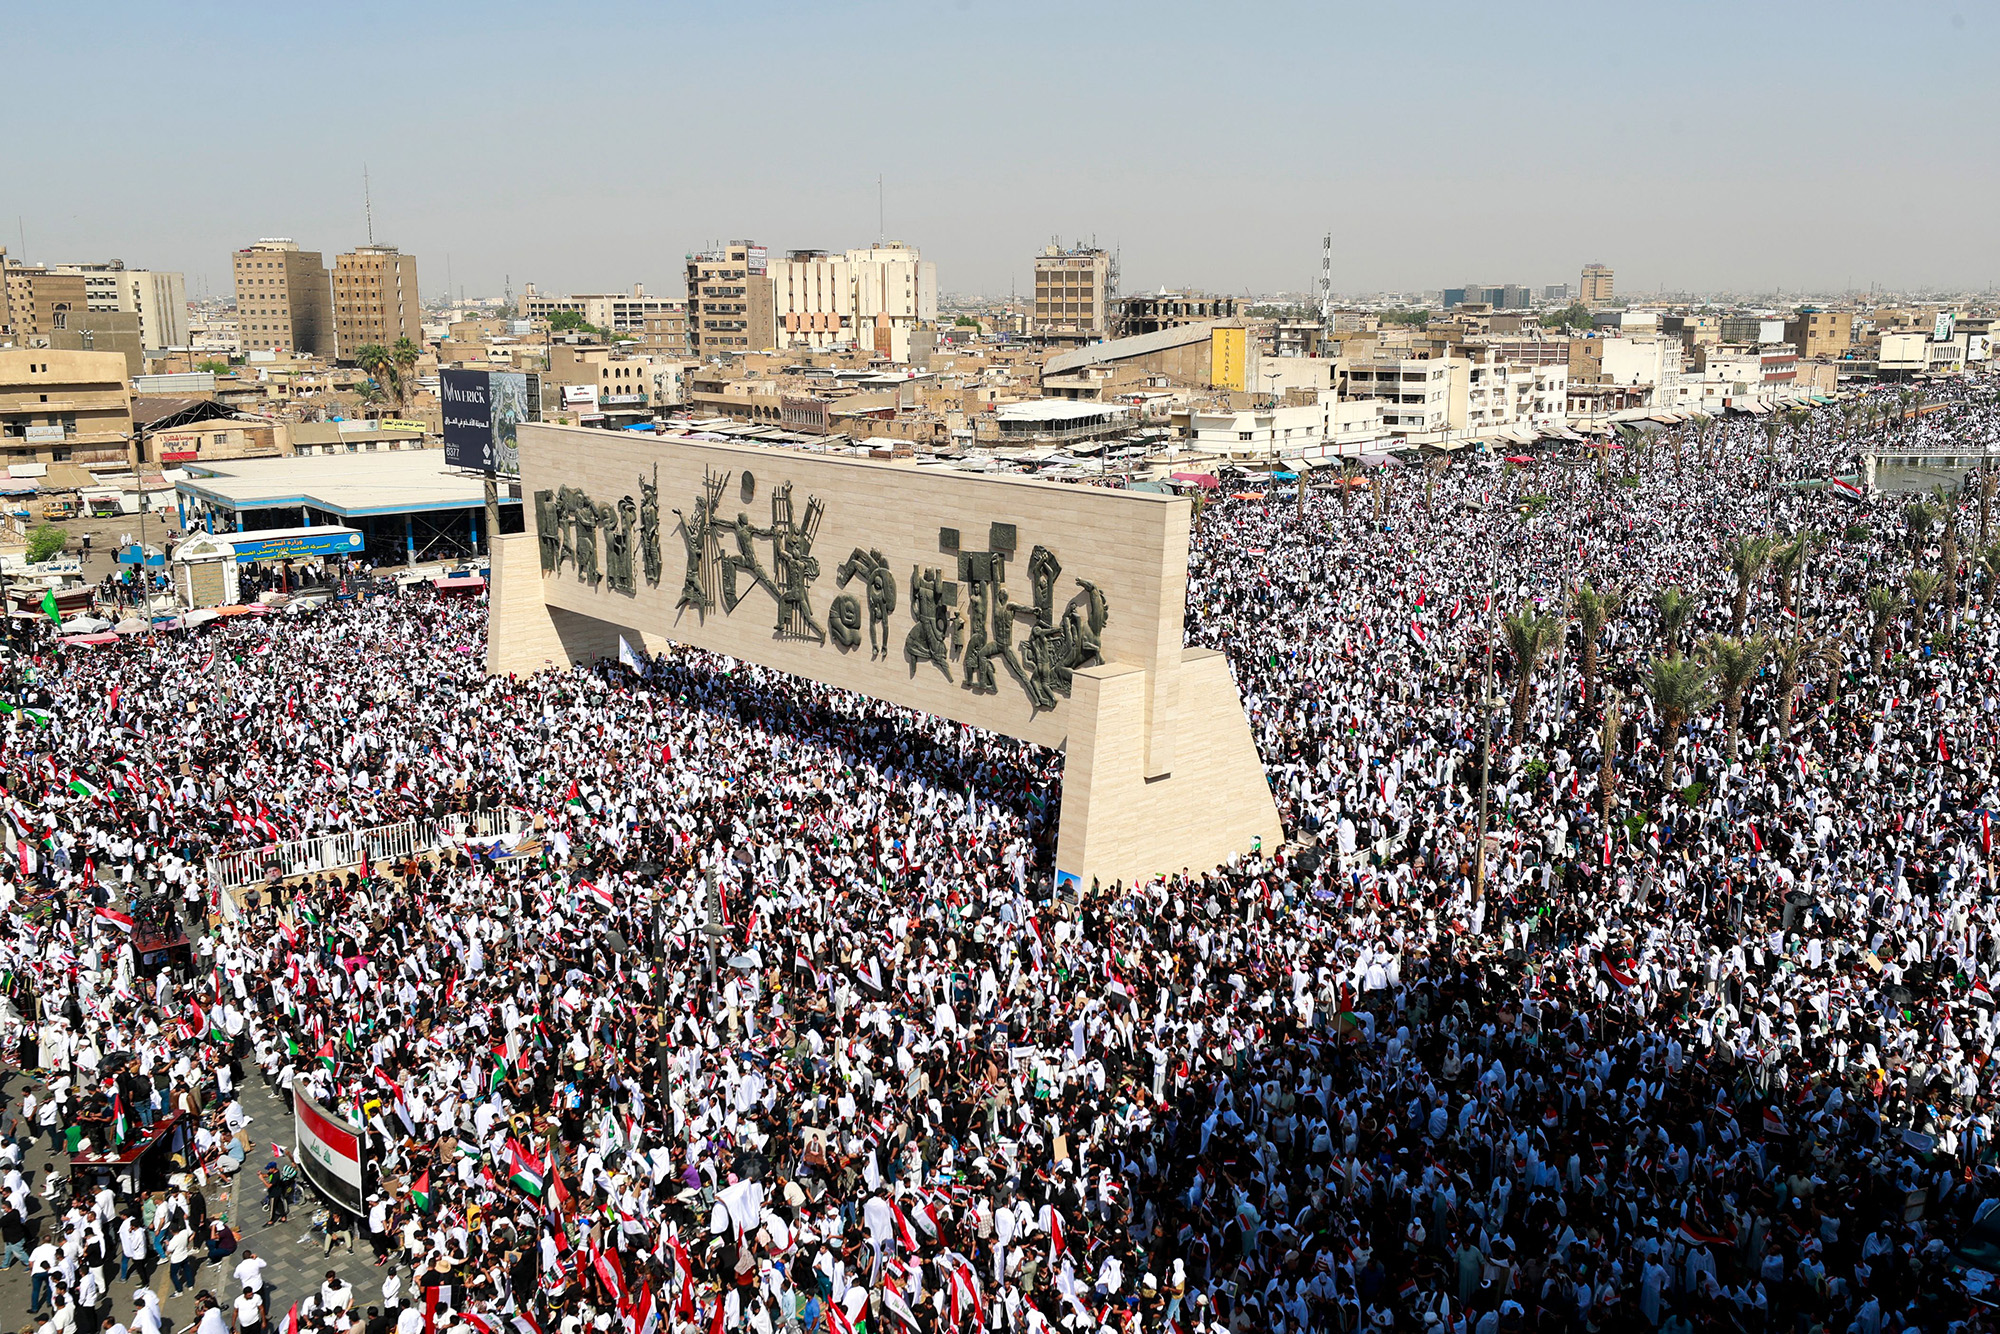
[174,451,515,518]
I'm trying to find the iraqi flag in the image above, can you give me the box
[1939,733,1952,764]
[1601,952,1638,993]
[582,880,614,912]
[1761,1107,1790,1138]
[93,907,135,933]
[1827,476,1866,503]
[1409,619,1429,648]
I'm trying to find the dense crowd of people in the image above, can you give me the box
[6,378,2000,1334]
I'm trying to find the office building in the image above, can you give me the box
[1342,356,1468,436]
[1579,263,1615,306]
[232,239,333,357]
[332,244,422,359]
[769,242,938,363]
[1442,284,1529,311]
[686,242,776,356]
[0,248,89,344]
[0,348,135,464]
[1031,244,1112,341]
[522,284,682,335]
[50,261,188,348]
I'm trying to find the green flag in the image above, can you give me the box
[39,590,58,625]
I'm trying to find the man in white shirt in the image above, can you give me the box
[233,1287,266,1334]
[321,1271,354,1313]
[232,1249,267,1294]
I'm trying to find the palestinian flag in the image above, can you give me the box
[21,708,53,728]
[565,779,583,806]
[411,1169,432,1213]
[112,1095,129,1143]
[317,1040,337,1072]
[506,1140,545,1197]
[67,773,103,799]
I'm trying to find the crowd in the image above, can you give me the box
[4,379,2000,1334]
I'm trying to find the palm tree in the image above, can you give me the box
[353,343,394,409]
[1906,567,1944,633]
[1653,585,1693,656]
[1771,628,1835,747]
[1570,582,1622,709]
[1724,533,1776,634]
[1771,531,1813,614]
[391,336,422,413]
[1644,652,1715,793]
[1700,633,1767,759]
[1600,696,1621,824]
[1935,485,1961,622]
[1502,609,1564,745]
[1979,468,1997,549]
[1904,498,1938,556]
[1422,456,1448,511]
[1978,544,2000,614]
[1866,585,1901,661]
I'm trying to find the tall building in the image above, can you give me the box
[51,261,188,348]
[685,242,775,356]
[0,247,89,344]
[521,284,682,335]
[1031,244,1112,341]
[769,242,938,362]
[232,239,333,357]
[1579,263,1615,306]
[332,244,422,360]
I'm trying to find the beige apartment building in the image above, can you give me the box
[51,261,188,347]
[0,348,135,464]
[1,248,90,344]
[686,242,775,356]
[1580,262,1615,306]
[1783,309,1855,360]
[232,239,334,356]
[1032,244,1112,342]
[522,284,681,335]
[332,244,422,360]
[639,308,691,358]
[769,242,938,363]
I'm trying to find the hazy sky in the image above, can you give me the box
[12,1,1997,302]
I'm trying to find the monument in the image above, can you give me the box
[487,423,1280,889]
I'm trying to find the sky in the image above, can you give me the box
[10,1,1998,303]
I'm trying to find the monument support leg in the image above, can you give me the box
[485,531,632,677]
[1054,649,1281,892]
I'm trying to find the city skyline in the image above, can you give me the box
[11,1,1998,301]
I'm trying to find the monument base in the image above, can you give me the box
[1054,651,1281,891]
[486,531,1283,887]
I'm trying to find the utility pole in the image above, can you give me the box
[129,425,156,643]
[1472,506,1498,929]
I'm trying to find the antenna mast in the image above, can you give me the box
[1319,231,1333,332]
[364,165,374,245]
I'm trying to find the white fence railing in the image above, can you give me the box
[206,809,526,891]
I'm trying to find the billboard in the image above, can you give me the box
[294,1089,365,1216]
[1210,327,1248,391]
[440,369,530,476]
[1935,311,1957,342]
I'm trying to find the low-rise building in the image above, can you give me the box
[0,348,134,464]
[1342,355,1466,436]
[1186,396,1384,460]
